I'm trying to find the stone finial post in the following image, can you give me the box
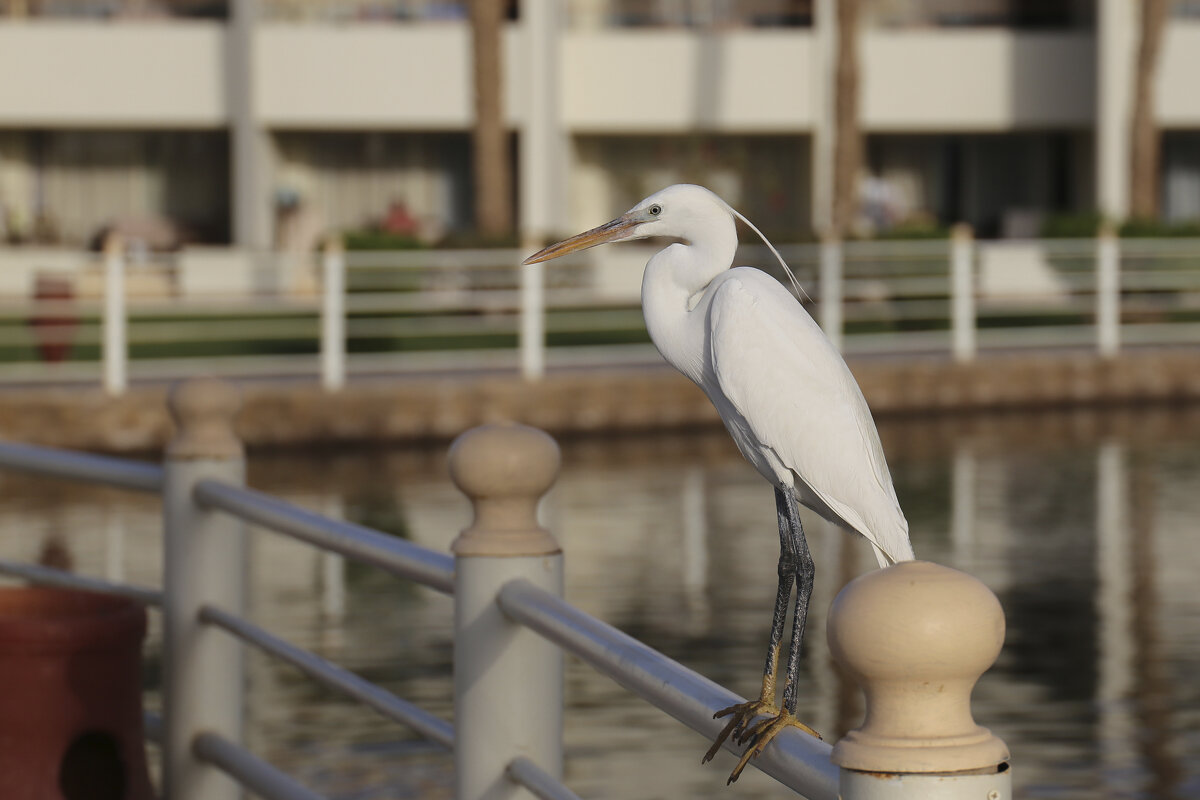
[162,377,248,800]
[828,560,1011,799]
[167,377,243,460]
[449,423,563,800]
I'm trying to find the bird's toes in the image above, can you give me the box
[701,715,740,764]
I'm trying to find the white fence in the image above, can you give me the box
[2,234,1198,393]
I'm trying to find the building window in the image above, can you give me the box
[273,131,471,249]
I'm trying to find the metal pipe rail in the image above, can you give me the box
[507,757,584,800]
[199,603,454,749]
[192,478,454,594]
[497,578,840,800]
[193,732,326,800]
[0,441,163,493]
[0,559,162,606]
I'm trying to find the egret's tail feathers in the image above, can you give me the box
[871,538,917,569]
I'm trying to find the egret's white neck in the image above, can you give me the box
[640,214,737,381]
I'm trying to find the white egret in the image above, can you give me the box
[524,184,915,782]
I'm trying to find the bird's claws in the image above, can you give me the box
[703,703,822,784]
[701,699,770,765]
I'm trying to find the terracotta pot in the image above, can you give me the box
[0,587,155,800]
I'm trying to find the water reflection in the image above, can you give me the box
[1,406,1199,798]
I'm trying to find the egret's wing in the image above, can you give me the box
[707,272,912,565]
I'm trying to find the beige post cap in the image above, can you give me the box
[448,423,561,557]
[167,377,243,460]
[828,560,1010,774]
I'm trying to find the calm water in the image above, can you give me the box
[2,405,1199,799]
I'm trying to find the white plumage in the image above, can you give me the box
[524,183,915,781]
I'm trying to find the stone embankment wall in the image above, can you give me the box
[2,350,1198,454]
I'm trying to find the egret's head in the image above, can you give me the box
[522,184,733,265]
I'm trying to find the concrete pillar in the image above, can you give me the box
[517,1,566,381]
[449,423,564,800]
[1097,0,1137,222]
[811,0,837,234]
[162,377,248,800]
[229,0,272,249]
[519,0,567,248]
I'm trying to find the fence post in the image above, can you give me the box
[162,377,248,800]
[1097,225,1121,358]
[449,423,563,800]
[950,224,976,363]
[103,232,127,395]
[520,252,546,380]
[819,235,843,351]
[829,560,1011,799]
[321,234,346,391]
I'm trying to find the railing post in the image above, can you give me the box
[520,252,546,380]
[828,561,1011,799]
[162,377,248,800]
[321,234,346,391]
[950,224,976,363]
[449,423,563,800]
[819,235,843,351]
[1097,225,1121,358]
[103,232,127,395]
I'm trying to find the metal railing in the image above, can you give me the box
[3,232,1199,392]
[0,377,849,799]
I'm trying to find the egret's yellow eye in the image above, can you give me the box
[649,204,662,216]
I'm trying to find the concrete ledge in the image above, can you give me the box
[2,350,1198,454]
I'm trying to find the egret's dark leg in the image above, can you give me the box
[702,489,797,764]
[712,487,820,784]
[703,488,820,784]
[778,487,814,716]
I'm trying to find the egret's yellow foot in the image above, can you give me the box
[701,698,776,767]
[705,703,821,785]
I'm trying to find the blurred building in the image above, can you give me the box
[0,0,1199,249]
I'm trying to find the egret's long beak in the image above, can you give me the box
[522,214,639,265]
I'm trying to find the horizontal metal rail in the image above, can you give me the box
[0,559,162,606]
[497,578,839,800]
[193,479,454,594]
[506,756,583,800]
[199,604,454,749]
[0,441,163,493]
[193,732,326,800]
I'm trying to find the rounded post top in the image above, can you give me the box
[448,423,561,557]
[828,560,1009,775]
[166,377,243,460]
[951,222,974,242]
